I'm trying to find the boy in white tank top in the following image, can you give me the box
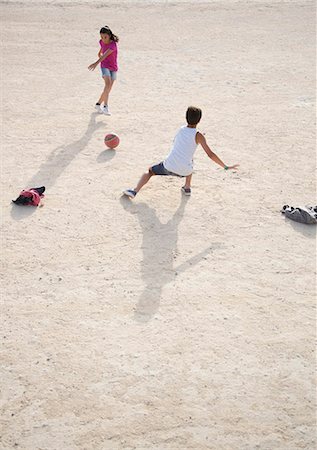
[123,106,238,198]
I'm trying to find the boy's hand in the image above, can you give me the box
[88,62,98,71]
[225,164,239,170]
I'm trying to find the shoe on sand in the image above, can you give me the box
[102,105,111,116]
[95,104,103,113]
[181,186,191,196]
[123,189,137,199]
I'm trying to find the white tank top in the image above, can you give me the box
[163,126,198,176]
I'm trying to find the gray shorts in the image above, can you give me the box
[150,162,184,177]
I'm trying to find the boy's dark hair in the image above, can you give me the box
[186,106,202,125]
[100,26,119,42]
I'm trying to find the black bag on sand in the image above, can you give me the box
[281,205,317,224]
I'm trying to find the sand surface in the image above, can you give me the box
[1,1,316,449]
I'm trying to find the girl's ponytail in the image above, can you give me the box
[111,32,119,43]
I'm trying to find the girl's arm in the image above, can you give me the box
[88,49,114,71]
[196,132,239,170]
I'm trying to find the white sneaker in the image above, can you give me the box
[102,105,111,116]
[123,189,137,198]
[95,104,103,113]
[181,186,191,196]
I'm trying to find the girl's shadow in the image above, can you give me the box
[11,112,104,220]
[120,195,220,322]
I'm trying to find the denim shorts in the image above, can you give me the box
[150,162,184,177]
[101,67,117,80]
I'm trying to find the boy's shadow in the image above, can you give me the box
[27,112,104,189]
[120,195,221,322]
[11,112,104,220]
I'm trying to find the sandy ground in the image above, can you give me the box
[1,1,316,449]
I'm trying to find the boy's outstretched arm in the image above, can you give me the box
[196,132,239,170]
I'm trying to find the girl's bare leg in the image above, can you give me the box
[98,77,115,105]
[97,77,107,104]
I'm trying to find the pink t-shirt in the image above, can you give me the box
[99,40,118,71]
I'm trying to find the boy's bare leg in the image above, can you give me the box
[184,174,192,189]
[134,170,153,193]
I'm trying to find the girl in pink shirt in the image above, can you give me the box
[88,26,119,116]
